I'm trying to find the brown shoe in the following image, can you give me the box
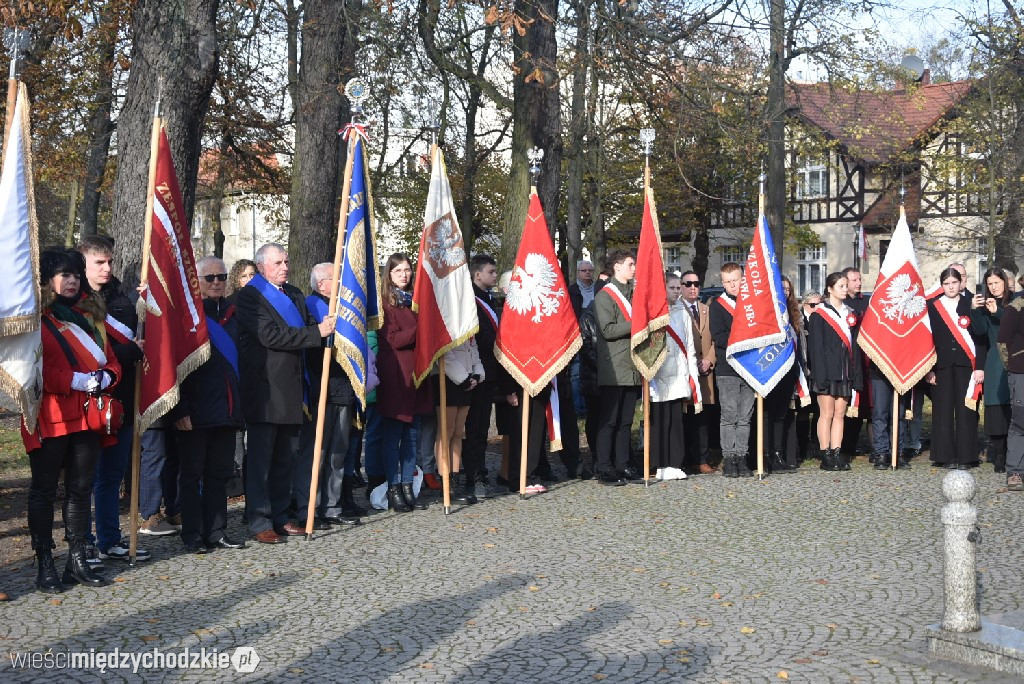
[253,530,285,544]
[275,522,305,536]
[699,464,717,474]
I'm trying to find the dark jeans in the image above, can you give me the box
[245,422,300,534]
[595,385,640,473]
[1008,373,1024,475]
[870,377,909,457]
[91,421,133,549]
[177,426,236,545]
[462,382,494,477]
[139,428,179,519]
[380,416,416,485]
[682,405,710,470]
[28,431,101,547]
[361,405,384,478]
[717,376,755,459]
[295,404,353,520]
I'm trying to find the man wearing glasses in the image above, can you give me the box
[679,271,717,474]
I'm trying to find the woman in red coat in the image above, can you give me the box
[23,248,121,593]
[375,253,432,512]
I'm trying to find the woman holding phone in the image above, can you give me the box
[971,268,1012,472]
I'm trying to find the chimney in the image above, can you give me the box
[919,68,931,85]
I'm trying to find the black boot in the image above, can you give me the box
[34,541,63,594]
[736,454,754,478]
[62,541,109,587]
[840,448,852,471]
[722,456,738,478]
[820,449,840,472]
[365,475,386,501]
[874,453,889,470]
[451,473,476,504]
[993,443,1007,473]
[341,476,367,517]
[387,485,412,512]
[401,482,428,510]
[770,451,794,473]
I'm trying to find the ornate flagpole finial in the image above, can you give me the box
[345,78,370,125]
[527,147,544,188]
[154,75,165,119]
[640,128,655,160]
[4,28,30,80]
[899,184,906,205]
[423,113,440,149]
[758,161,767,196]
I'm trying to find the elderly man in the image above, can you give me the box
[679,270,717,474]
[293,263,362,529]
[569,260,596,314]
[170,256,246,552]
[237,244,336,544]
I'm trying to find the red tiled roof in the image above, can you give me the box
[787,80,973,164]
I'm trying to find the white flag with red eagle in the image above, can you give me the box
[412,146,479,386]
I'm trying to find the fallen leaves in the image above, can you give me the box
[695,618,713,627]
[528,586,540,592]
[140,636,158,643]
[711,592,722,599]
[793,658,812,664]
[49,598,62,606]
[657,639,673,645]
[739,626,756,635]
[593,674,608,681]
[812,650,828,656]
[777,671,789,680]
[866,659,880,665]
[814,579,829,585]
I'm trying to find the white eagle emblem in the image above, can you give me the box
[505,253,565,323]
[879,273,926,324]
[426,217,465,269]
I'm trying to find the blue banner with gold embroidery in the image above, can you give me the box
[333,137,382,409]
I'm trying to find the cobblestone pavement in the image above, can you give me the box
[1,456,1022,683]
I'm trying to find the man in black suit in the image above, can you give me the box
[237,243,336,544]
[841,267,870,456]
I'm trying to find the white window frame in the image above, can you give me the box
[797,243,828,295]
[795,160,827,199]
[664,245,683,273]
[720,245,748,266]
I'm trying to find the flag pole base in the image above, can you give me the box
[129,558,137,568]
[443,506,452,516]
[519,493,526,501]
[644,479,650,488]
[757,472,765,481]
[305,533,314,542]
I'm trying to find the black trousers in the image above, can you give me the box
[245,422,300,534]
[551,380,581,475]
[177,426,236,545]
[295,404,353,520]
[930,365,980,465]
[595,385,640,474]
[651,399,686,469]
[583,392,600,468]
[682,405,710,470]
[508,387,549,490]
[28,431,100,548]
[462,381,494,478]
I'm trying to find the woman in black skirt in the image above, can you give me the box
[927,267,987,469]
[807,272,863,472]
[971,268,1011,472]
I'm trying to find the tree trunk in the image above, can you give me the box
[109,0,220,286]
[500,0,562,271]
[78,8,119,238]
[458,24,496,255]
[286,0,357,286]
[766,0,787,266]
[563,0,589,283]
[585,36,604,271]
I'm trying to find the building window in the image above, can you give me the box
[664,245,683,273]
[796,160,827,199]
[797,243,828,295]
[721,245,748,266]
[977,238,989,285]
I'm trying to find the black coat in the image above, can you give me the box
[169,297,243,429]
[473,284,501,383]
[237,281,322,425]
[929,296,988,370]
[99,276,143,410]
[578,303,599,397]
[305,292,355,407]
[708,294,738,378]
[807,303,863,391]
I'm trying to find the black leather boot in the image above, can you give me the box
[839,448,852,471]
[62,541,109,587]
[820,449,840,471]
[387,485,412,512]
[736,454,754,477]
[722,456,738,478]
[993,444,1007,473]
[451,473,475,504]
[401,482,428,510]
[874,453,889,470]
[341,476,367,517]
[34,540,63,594]
[771,451,794,473]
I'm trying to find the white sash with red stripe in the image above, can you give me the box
[53,318,107,370]
[601,284,632,321]
[475,296,499,331]
[545,377,562,450]
[934,296,982,409]
[812,303,860,414]
[717,293,736,312]
[663,315,703,411]
[104,314,135,345]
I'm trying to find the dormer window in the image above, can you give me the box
[796,160,827,199]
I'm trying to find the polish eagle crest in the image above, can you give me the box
[505,253,565,323]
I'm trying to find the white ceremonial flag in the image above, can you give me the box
[0,83,42,431]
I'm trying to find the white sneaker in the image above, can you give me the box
[99,538,152,562]
[664,467,688,481]
[655,468,665,481]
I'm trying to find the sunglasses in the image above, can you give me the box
[202,273,229,282]
[682,281,700,287]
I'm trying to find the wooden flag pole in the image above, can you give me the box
[304,134,357,539]
[643,380,651,486]
[129,103,164,565]
[440,358,452,514]
[519,389,529,499]
[891,389,900,471]
[756,394,765,479]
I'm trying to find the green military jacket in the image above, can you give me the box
[594,278,642,387]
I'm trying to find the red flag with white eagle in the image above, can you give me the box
[495,192,581,396]
[412,146,479,386]
[857,208,936,393]
[630,184,670,380]
[136,128,210,431]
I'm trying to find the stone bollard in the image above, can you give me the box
[940,470,981,632]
